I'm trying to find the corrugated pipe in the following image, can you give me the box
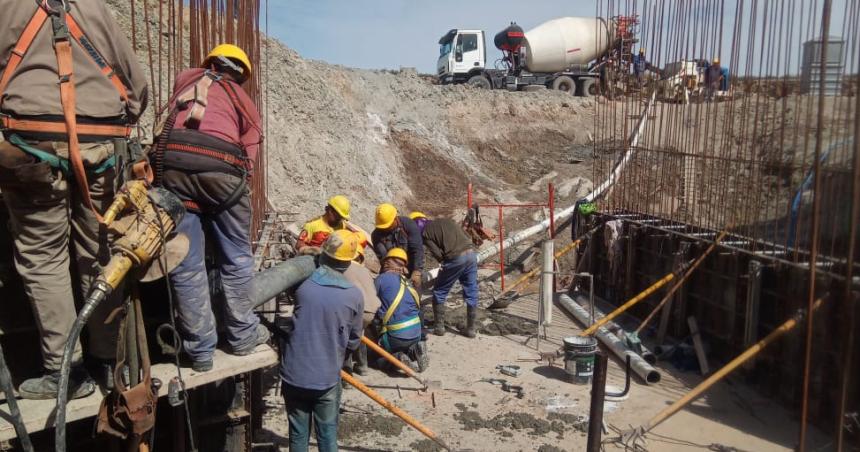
[252,255,317,308]
[428,92,656,282]
[557,293,661,384]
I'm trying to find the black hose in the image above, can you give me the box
[0,341,34,452]
[55,281,111,452]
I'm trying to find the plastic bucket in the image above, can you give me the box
[563,336,598,384]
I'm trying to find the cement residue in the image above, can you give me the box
[453,403,583,439]
[337,413,404,440]
[537,445,568,452]
[423,306,537,336]
[410,439,445,452]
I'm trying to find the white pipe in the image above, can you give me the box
[540,239,554,325]
[558,293,661,384]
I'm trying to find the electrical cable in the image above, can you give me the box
[151,192,197,452]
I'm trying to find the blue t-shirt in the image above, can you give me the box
[279,266,364,390]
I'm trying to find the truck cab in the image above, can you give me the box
[437,29,486,84]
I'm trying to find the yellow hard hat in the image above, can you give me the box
[384,247,408,263]
[327,195,351,220]
[322,229,359,261]
[639,48,646,53]
[408,211,427,220]
[713,57,720,64]
[203,44,252,82]
[375,203,398,229]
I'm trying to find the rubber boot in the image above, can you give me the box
[19,367,95,400]
[433,303,446,336]
[354,343,368,376]
[465,305,478,338]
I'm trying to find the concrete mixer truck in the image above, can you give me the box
[437,16,638,96]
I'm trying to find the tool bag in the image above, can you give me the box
[97,292,157,441]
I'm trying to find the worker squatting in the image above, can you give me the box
[0,1,478,450]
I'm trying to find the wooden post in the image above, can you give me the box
[743,260,763,371]
[658,242,689,344]
[688,316,710,375]
[672,242,692,337]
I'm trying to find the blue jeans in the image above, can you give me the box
[282,382,341,452]
[432,251,478,307]
[169,193,259,362]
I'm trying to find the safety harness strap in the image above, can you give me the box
[380,278,421,334]
[1,116,131,137]
[8,134,115,175]
[0,8,48,99]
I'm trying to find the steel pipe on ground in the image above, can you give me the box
[558,294,661,384]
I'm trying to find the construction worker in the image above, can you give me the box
[280,230,364,452]
[0,0,147,399]
[158,44,267,372]
[421,217,479,338]
[371,248,428,372]
[705,57,722,101]
[342,231,381,376]
[372,203,424,289]
[296,195,351,255]
[633,48,648,87]
[409,211,430,233]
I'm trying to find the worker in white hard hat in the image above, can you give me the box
[705,57,723,101]
[633,48,648,87]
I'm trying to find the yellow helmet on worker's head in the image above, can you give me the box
[327,195,351,220]
[203,44,252,82]
[408,211,427,221]
[384,247,408,264]
[712,57,720,64]
[322,229,359,262]
[375,203,398,229]
[639,48,646,54]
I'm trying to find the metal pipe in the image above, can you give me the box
[579,271,676,337]
[558,294,661,384]
[252,256,316,308]
[540,239,554,326]
[340,371,451,451]
[586,351,608,452]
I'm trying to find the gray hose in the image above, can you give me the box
[557,293,661,384]
[252,255,316,308]
[0,341,33,452]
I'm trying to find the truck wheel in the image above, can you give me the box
[579,79,599,97]
[467,75,492,89]
[552,75,576,94]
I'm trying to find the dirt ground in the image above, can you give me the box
[257,289,830,452]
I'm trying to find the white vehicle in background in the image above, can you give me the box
[437,16,640,97]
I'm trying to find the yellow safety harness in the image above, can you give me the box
[380,277,421,334]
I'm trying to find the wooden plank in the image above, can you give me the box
[0,346,278,442]
[687,316,709,375]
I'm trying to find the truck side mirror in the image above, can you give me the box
[455,51,463,62]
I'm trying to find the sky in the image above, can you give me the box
[267,0,595,73]
[266,0,854,76]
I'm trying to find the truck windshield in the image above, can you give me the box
[440,42,452,56]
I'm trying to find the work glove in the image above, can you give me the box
[298,246,321,256]
[370,316,383,337]
[410,270,423,290]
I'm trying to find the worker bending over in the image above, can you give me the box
[157,44,267,372]
[0,0,147,398]
[342,232,381,376]
[372,203,424,289]
[296,195,352,255]
[280,230,364,452]
[421,216,479,338]
[371,248,428,373]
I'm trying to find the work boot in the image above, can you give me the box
[19,367,96,400]
[233,323,272,356]
[353,344,369,376]
[464,306,478,338]
[411,341,429,373]
[191,359,213,373]
[433,303,446,336]
[395,352,420,374]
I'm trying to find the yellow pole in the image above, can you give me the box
[340,371,451,451]
[360,335,427,388]
[643,298,824,431]
[635,230,728,334]
[579,271,676,336]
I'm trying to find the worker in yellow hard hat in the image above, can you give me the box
[160,42,265,372]
[633,47,649,87]
[372,203,425,289]
[370,248,428,373]
[296,195,354,255]
[341,230,382,376]
[281,229,364,450]
[409,211,430,233]
[705,57,723,101]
